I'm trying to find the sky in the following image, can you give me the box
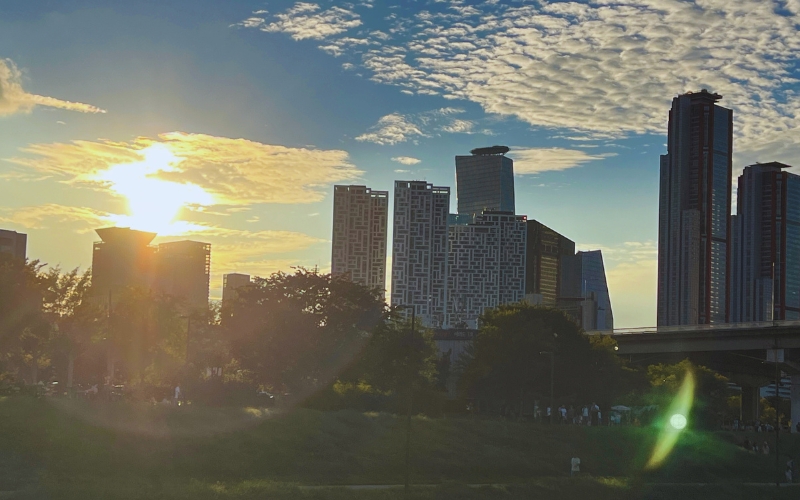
[1,0,799,328]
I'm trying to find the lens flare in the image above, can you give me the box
[646,369,695,469]
[669,413,687,430]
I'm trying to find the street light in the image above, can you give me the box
[396,304,416,496]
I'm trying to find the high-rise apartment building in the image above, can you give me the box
[657,89,733,326]
[0,229,27,260]
[455,146,515,216]
[524,220,575,307]
[92,227,211,311]
[730,162,800,322]
[155,240,211,312]
[222,273,251,307]
[91,227,157,302]
[331,185,389,291]
[391,181,450,327]
[559,250,614,330]
[446,211,527,328]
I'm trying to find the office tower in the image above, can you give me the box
[455,146,515,216]
[222,273,251,307]
[730,162,800,322]
[155,240,211,312]
[0,229,27,260]
[91,227,158,302]
[524,220,575,307]
[559,250,614,330]
[331,185,389,291]
[391,181,450,327]
[446,211,527,328]
[657,89,733,326]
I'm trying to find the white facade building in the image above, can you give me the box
[331,185,389,292]
[391,181,450,327]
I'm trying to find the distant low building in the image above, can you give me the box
[222,273,251,307]
[0,229,27,260]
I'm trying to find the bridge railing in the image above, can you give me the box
[586,319,800,336]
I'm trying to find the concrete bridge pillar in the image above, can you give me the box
[741,386,760,424]
[792,375,800,433]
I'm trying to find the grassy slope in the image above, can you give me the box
[0,397,798,499]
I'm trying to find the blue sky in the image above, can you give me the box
[1,0,799,327]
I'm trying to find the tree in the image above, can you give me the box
[225,268,385,395]
[0,254,52,384]
[458,304,638,415]
[40,267,104,390]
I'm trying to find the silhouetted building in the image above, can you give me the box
[446,211,527,328]
[559,250,614,330]
[331,185,389,291]
[524,220,575,307]
[222,273,251,307]
[730,162,800,322]
[91,227,157,302]
[155,240,211,312]
[658,89,732,326]
[391,181,450,327]
[455,146,515,216]
[0,229,27,260]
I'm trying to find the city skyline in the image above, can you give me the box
[2,1,800,328]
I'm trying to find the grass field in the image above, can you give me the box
[0,396,798,499]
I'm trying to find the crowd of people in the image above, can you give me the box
[538,403,606,425]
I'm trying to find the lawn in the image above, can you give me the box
[0,397,798,499]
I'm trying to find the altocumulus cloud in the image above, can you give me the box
[243,1,800,163]
[357,108,486,145]
[0,59,105,116]
[7,132,362,205]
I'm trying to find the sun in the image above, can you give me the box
[99,143,214,235]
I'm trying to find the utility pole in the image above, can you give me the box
[400,305,416,497]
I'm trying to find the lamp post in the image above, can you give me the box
[397,305,416,496]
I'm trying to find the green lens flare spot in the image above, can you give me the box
[669,413,687,430]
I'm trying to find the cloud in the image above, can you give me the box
[511,147,613,174]
[356,113,425,145]
[391,156,421,165]
[252,1,800,165]
[0,204,112,231]
[7,132,362,205]
[356,107,485,145]
[258,2,361,40]
[0,59,106,116]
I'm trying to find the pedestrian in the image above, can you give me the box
[546,406,551,422]
[559,405,567,424]
[570,456,580,477]
[786,462,793,483]
[762,441,769,455]
[173,384,182,405]
[582,405,589,425]
[591,402,600,426]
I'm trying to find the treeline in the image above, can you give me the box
[0,254,739,426]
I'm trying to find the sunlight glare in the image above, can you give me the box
[99,143,214,235]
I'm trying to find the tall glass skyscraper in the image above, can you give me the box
[455,146,515,216]
[657,90,733,326]
[730,162,800,322]
[559,250,614,330]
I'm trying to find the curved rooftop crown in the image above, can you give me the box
[470,145,510,156]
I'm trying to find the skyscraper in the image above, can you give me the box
[222,273,251,307]
[446,211,527,328]
[331,185,389,291]
[524,220,575,307]
[455,146,515,216]
[91,227,157,302]
[559,250,614,330]
[155,240,211,312]
[730,162,800,322]
[657,89,733,326]
[0,229,27,260]
[391,181,450,327]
